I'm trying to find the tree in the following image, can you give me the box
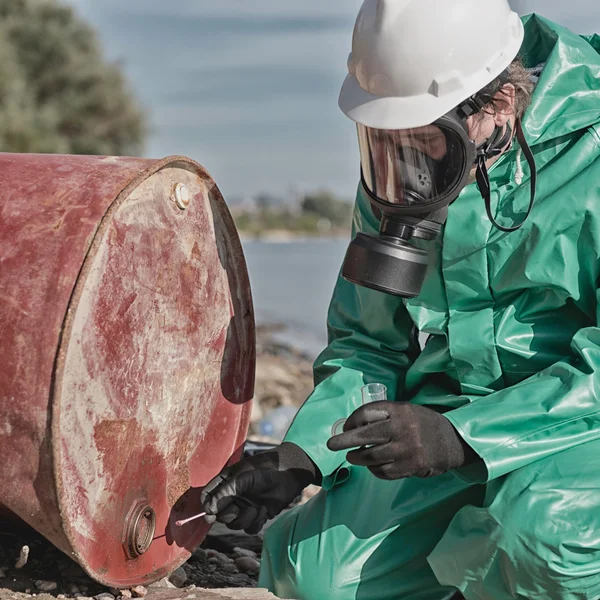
[300,191,353,227]
[0,0,145,155]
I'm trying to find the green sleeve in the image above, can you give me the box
[445,297,600,482]
[284,185,420,486]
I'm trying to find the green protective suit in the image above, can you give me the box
[259,15,600,600]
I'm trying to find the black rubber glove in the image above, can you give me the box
[327,401,477,480]
[200,442,321,534]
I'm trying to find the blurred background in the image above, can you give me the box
[2,0,599,367]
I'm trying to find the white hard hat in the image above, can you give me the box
[339,0,524,130]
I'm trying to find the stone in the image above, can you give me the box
[35,581,58,592]
[149,578,176,590]
[233,547,257,560]
[168,567,187,588]
[119,589,133,598]
[220,563,238,574]
[57,595,66,599]
[235,557,260,574]
[205,550,234,564]
[93,594,115,600]
[0,569,6,579]
[188,549,207,564]
[130,586,147,598]
[68,585,81,595]
[15,545,30,569]
[204,588,284,599]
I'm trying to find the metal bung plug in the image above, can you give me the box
[123,502,156,559]
[173,183,191,210]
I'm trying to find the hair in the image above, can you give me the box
[478,57,535,121]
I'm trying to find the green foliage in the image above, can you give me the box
[0,0,145,155]
[301,191,353,227]
[232,191,353,238]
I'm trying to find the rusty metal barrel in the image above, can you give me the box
[0,154,255,587]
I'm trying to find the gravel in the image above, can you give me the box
[0,522,264,600]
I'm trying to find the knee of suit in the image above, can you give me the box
[261,520,358,600]
[486,476,600,596]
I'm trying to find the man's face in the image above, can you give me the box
[358,84,518,205]
[467,109,513,147]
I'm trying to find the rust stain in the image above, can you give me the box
[166,442,191,509]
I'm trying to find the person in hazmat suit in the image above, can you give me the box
[201,1,600,598]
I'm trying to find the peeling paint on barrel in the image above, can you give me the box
[0,154,254,587]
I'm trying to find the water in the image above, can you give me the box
[241,238,348,358]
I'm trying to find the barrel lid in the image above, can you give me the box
[52,157,254,586]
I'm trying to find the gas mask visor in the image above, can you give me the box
[342,115,475,298]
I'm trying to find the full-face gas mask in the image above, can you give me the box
[341,84,537,298]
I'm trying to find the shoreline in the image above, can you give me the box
[238,231,349,244]
[249,325,315,439]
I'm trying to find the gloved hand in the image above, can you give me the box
[327,401,477,480]
[200,442,321,534]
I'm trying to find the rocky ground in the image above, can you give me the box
[0,326,314,600]
[249,324,314,437]
[0,519,269,600]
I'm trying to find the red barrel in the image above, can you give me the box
[0,154,255,587]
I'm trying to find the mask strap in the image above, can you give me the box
[478,122,513,158]
[476,119,537,233]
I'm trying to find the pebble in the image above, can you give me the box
[150,578,176,590]
[205,550,234,564]
[220,563,239,574]
[93,593,115,600]
[68,585,81,595]
[0,569,5,579]
[131,586,147,597]
[35,580,58,592]
[15,545,30,569]
[168,567,187,588]
[57,595,66,599]
[118,589,133,598]
[235,556,261,573]
[184,585,196,591]
[233,547,258,559]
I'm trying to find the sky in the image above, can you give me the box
[63,0,599,202]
